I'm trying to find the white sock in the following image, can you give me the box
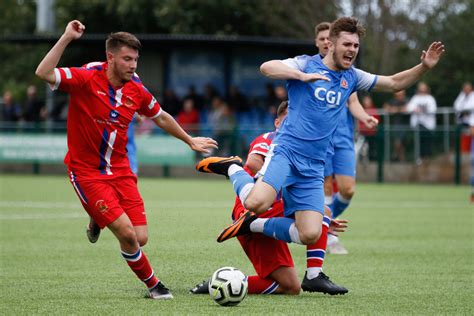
[289,223,303,244]
[306,267,323,279]
[228,164,244,177]
[249,218,267,233]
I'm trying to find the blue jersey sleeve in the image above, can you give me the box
[281,55,312,71]
[354,68,378,92]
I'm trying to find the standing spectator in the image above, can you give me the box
[406,82,437,160]
[176,98,200,135]
[23,85,47,123]
[383,90,409,161]
[358,95,381,160]
[453,82,474,126]
[161,88,181,117]
[1,90,22,124]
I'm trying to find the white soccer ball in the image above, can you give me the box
[209,266,248,306]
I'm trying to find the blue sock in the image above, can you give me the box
[332,192,351,218]
[262,217,296,243]
[229,170,255,203]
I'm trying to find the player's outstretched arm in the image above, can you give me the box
[260,60,329,82]
[152,111,217,154]
[347,93,379,129]
[35,20,85,85]
[372,41,445,92]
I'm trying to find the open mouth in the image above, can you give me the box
[343,55,353,63]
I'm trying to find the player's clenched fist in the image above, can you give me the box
[64,20,85,40]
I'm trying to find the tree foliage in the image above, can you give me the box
[0,0,471,106]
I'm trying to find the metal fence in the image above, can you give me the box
[0,107,469,183]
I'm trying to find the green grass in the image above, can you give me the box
[0,175,472,315]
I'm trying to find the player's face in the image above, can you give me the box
[108,46,139,83]
[330,32,359,70]
[315,29,330,57]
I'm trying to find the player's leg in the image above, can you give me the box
[323,150,335,212]
[323,176,334,210]
[69,172,102,243]
[106,214,172,299]
[197,151,280,214]
[332,174,355,218]
[116,175,149,247]
[331,147,356,218]
[268,267,300,294]
[302,206,348,295]
[134,225,148,247]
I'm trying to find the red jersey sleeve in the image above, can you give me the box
[51,67,95,93]
[137,84,162,119]
[248,133,273,157]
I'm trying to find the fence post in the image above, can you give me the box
[454,125,461,185]
[377,125,384,183]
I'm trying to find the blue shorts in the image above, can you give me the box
[260,145,325,216]
[324,146,356,178]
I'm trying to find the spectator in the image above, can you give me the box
[227,85,250,113]
[383,90,409,161]
[1,90,22,123]
[176,98,200,135]
[184,85,204,111]
[263,83,277,108]
[453,82,474,127]
[203,83,219,111]
[208,96,235,156]
[162,88,181,117]
[358,95,381,160]
[23,85,46,123]
[406,82,437,161]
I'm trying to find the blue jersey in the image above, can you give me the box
[273,54,377,161]
[333,106,354,150]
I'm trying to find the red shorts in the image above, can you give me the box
[233,198,294,279]
[69,171,146,228]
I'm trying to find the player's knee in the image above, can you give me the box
[138,235,148,247]
[243,196,271,214]
[280,283,301,295]
[117,226,138,247]
[340,185,355,199]
[299,228,321,245]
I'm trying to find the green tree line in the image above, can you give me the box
[0,0,471,107]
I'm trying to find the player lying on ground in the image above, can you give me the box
[35,20,217,299]
[196,17,444,261]
[192,101,348,295]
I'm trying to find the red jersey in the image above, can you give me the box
[243,131,276,176]
[52,62,161,179]
[232,130,283,221]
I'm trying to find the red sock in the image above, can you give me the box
[248,275,278,294]
[306,215,330,269]
[121,248,159,289]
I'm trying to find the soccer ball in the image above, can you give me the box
[209,267,248,306]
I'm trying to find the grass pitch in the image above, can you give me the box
[0,175,472,315]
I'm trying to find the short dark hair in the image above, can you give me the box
[106,32,141,53]
[277,101,288,118]
[315,22,331,36]
[330,17,365,39]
